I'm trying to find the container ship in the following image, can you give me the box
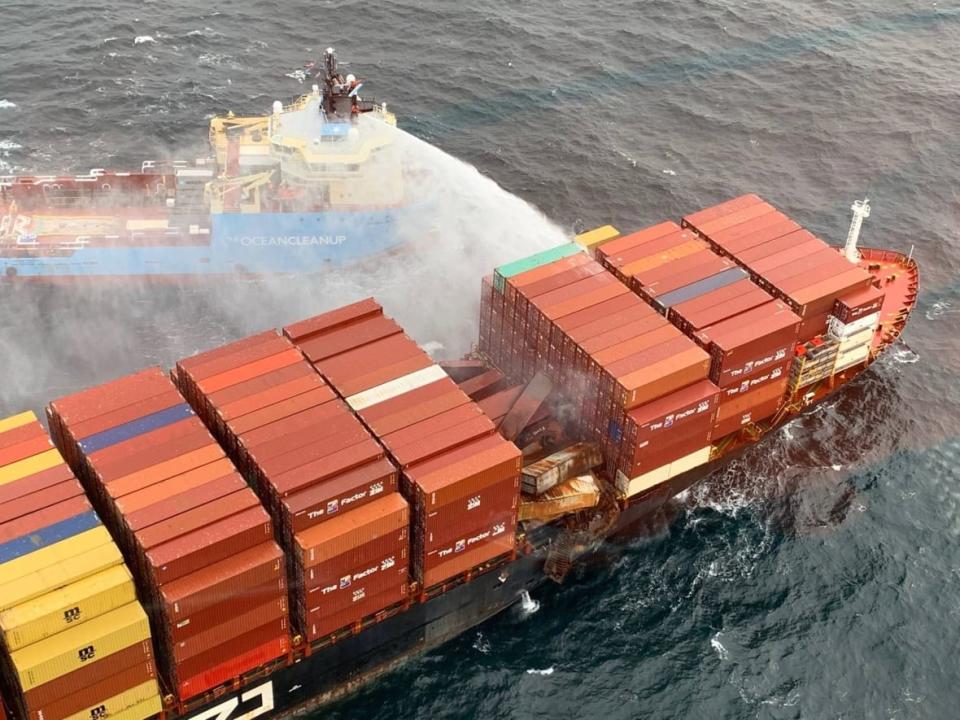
[0,194,917,720]
[0,50,408,280]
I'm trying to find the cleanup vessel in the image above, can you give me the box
[0,194,917,720]
[0,50,407,280]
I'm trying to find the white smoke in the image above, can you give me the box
[0,118,570,414]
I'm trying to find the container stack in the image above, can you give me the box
[827,284,885,373]
[173,328,410,644]
[282,299,521,591]
[47,371,289,702]
[0,411,162,720]
[681,195,875,340]
[481,246,723,494]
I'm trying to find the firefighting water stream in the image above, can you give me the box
[1,1,959,718]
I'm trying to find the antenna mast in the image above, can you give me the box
[843,198,871,263]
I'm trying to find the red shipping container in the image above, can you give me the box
[670,285,774,333]
[303,559,409,619]
[88,416,205,468]
[517,259,606,301]
[178,331,281,375]
[306,583,408,642]
[599,230,690,277]
[0,464,73,505]
[620,425,712,479]
[135,488,260,551]
[833,284,885,323]
[694,201,777,237]
[705,212,797,252]
[182,334,291,384]
[171,597,287,664]
[270,439,385,499]
[622,379,720,446]
[68,389,185,443]
[20,640,154,711]
[165,578,286,645]
[0,479,84,525]
[797,311,831,341]
[239,401,349,450]
[595,221,680,261]
[388,415,496,469]
[295,494,409,569]
[734,228,817,263]
[217,373,327,422]
[0,420,48,451]
[227,386,337,435]
[0,495,92,543]
[712,379,788,438]
[681,194,764,230]
[717,358,791,408]
[176,628,289,701]
[635,254,735,299]
[24,658,157,720]
[384,404,489,450]
[283,458,398,532]
[419,476,519,553]
[301,528,408,591]
[420,526,516,589]
[298,315,404,363]
[0,434,53,468]
[204,363,312,412]
[282,298,383,343]
[115,458,237,515]
[49,367,170,424]
[146,505,273,584]
[161,542,285,630]
[248,412,365,468]
[105,444,226,499]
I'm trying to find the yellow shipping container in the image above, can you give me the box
[0,565,136,650]
[0,449,63,487]
[0,411,37,435]
[60,680,161,720]
[0,542,123,612]
[11,603,151,691]
[0,526,113,587]
[575,225,620,256]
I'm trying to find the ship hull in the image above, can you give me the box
[0,209,405,279]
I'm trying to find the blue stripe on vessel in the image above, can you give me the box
[655,267,748,310]
[0,511,102,564]
[78,403,194,452]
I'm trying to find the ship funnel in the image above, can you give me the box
[843,198,871,263]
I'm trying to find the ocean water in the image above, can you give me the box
[1,1,959,718]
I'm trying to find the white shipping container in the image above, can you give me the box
[836,327,874,353]
[833,344,871,373]
[346,365,449,411]
[827,311,880,339]
[616,446,711,498]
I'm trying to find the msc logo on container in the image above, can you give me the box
[78,645,96,662]
[64,606,82,623]
[89,704,107,720]
[467,495,481,510]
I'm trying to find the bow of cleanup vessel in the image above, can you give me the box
[0,49,413,281]
[0,194,916,720]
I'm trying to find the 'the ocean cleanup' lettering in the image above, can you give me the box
[229,235,348,247]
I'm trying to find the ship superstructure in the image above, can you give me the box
[0,50,406,279]
[0,195,917,720]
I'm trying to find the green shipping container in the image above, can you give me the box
[493,243,582,292]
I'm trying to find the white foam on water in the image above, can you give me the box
[0,100,16,109]
[525,667,554,675]
[893,347,920,364]
[925,300,951,321]
[710,632,729,661]
[134,35,157,45]
[472,631,491,655]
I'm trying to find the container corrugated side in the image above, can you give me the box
[0,540,123,612]
[0,564,135,650]
[10,602,151,691]
[28,661,158,720]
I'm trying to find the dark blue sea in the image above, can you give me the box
[1,1,958,717]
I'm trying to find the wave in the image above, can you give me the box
[134,35,157,45]
[0,100,16,109]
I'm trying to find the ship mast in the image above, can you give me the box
[843,198,871,263]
